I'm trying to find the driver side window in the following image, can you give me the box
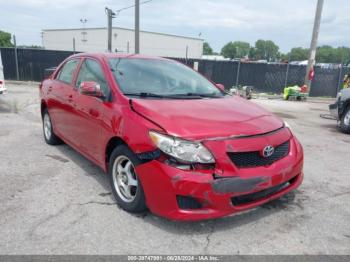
[76,59,110,97]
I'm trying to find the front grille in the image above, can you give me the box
[231,180,290,206]
[227,140,290,168]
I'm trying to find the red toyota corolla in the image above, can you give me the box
[40,53,303,221]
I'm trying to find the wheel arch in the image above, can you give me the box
[40,100,47,118]
[105,136,128,170]
[341,99,350,117]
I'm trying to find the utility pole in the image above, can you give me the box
[73,37,76,53]
[13,35,19,80]
[135,0,140,54]
[304,0,324,90]
[105,7,116,52]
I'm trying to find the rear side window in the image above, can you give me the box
[76,59,109,97]
[57,59,79,84]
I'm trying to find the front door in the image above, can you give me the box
[71,58,111,164]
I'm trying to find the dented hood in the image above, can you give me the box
[131,96,283,140]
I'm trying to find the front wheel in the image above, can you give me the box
[340,106,350,134]
[109,145,147,213]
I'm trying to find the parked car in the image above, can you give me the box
[39,53,304,221]
[0,52,6,95]
[329,88,350,133]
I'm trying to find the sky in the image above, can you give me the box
[0,0,349,53]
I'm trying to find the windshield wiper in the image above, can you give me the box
[123,92,203,99]
[175,92,224,98]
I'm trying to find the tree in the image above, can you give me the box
[316,45,335,63]
[278,52,288,61]
[249,47,257,60]
[203,42,213,55]
[335,47,350,64]
[254,40,279,61]
[221,41,250,59]
[18,45,43,49]
[288,47,309,61]
[313,46,350,64]
[0,30,13,47]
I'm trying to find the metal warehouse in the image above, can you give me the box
[42,27,203,58]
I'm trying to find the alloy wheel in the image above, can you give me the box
[43,113,52,140]
[112,155,139,203]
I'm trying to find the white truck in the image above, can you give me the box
[329,88,350,134]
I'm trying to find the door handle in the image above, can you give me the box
[68,95,74,103]
[89,109,100,118]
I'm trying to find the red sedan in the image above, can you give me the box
[40,53,303,221]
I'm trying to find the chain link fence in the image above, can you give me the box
[177,58,350,98]
[1,47,349,97]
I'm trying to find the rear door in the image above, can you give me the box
[71,58,111,163]
[48,58,80,141]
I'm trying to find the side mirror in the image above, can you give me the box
[215,83,225,92]
[80,81,104,98]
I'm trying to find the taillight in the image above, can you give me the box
[0,80,3,85]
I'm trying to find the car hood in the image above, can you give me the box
[131,96,283,140]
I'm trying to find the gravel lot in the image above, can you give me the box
[0,82,349,255]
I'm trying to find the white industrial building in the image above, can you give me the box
[42,27,203,58]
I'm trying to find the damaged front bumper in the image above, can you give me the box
[329,102,339,120]
[135,135,304,221]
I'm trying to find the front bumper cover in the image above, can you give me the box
[135,135,304,221]
[329,102,339,119]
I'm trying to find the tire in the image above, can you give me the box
[42,109,62,145]
[109,145,147,213]
[340,106,350,134]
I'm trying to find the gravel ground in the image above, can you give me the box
[0,82,349,255]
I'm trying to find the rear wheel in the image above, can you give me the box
[42,109,62,145]
[109,145,147,213]
[340,106,350,134]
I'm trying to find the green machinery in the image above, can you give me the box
[283,85,308,101]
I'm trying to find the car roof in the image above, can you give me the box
[69,53,169,61]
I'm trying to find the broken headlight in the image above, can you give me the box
[149,131,215,164]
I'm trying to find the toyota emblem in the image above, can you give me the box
[263,145,275,158]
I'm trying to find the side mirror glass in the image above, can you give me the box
[80,81,104,98]
[215,83,225,92]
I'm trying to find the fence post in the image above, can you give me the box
[284,62,290,88]
[336,65,343,93]
[13,35,19,80]
[235,60,241,87]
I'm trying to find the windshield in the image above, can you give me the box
[109,58,224,98]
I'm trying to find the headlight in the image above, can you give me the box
[149,131,215,164]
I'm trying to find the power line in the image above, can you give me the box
[114,0,152,16]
